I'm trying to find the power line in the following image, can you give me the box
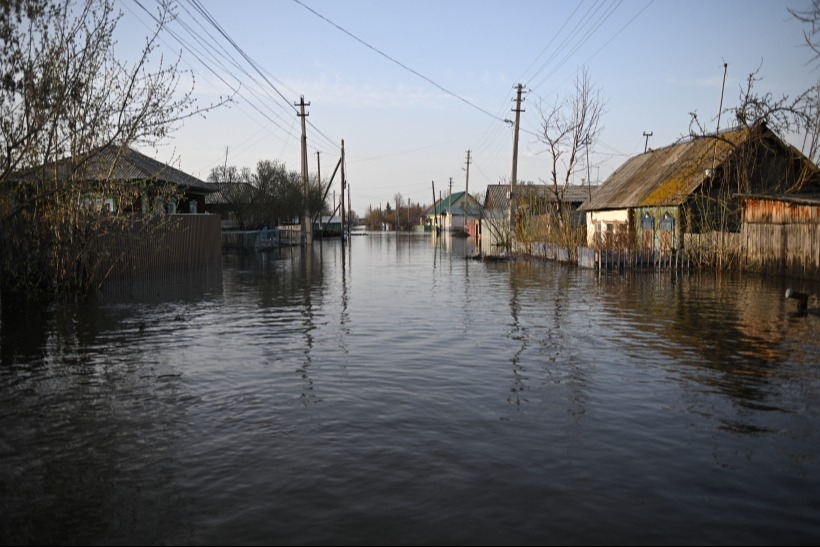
[292,0,507,124]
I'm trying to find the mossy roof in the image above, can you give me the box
[579,126,756,211]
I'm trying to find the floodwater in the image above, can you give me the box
[1,233,819,546]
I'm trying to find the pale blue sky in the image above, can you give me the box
[120,0,817,214]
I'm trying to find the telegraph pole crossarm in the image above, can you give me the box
[643,131,653,153]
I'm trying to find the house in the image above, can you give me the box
[479,182,597,250]
[8,145,215,214]
[204,181,258,229]
[314,215,343,237]
[2,144,220,296]
[578,123,820,254]
[77,145,213,213]
[483,182,595,227]
[424,190,481,233]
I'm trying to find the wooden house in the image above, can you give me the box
[578,123,819,255]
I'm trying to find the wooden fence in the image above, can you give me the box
[741,223,820,280]
[538,227,818,281]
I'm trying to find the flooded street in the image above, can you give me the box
[1,233,819,545]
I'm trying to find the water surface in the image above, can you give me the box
[1,233,819,545]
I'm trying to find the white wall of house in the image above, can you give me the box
[448,213,465,231]
[586,209,629,246]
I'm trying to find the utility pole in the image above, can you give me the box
[509,83,525,254]
[431,181,437,234]
[316,150,322,236]
[448,177,453,232]
[464,150,472,226]
[340,140,346,243]
[643,131,653,153]
[583,136,592,199]
[296,96,312,245]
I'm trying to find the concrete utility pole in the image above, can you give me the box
[464,149,472,229]
[316,150,322,235]
[296,96,312,245]
[431,181,437,234]
[509,83,525,253]
[583,136,592,199]
[643,131,653,153]
[448,177,453,232]
[340,140,346,242]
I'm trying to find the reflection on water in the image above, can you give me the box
[1,233,819,546]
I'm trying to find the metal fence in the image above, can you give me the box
[101,214,222,298]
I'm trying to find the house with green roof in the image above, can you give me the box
[424,190,481,233]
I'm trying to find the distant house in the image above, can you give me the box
[314,215,342,237]
[479,183,597,250]
[204,181,258,229]
[483,182,595,227]
[425,190,481,233]
[578,123,820,254]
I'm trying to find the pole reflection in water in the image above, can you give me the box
[0,233,819,546]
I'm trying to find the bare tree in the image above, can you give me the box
[537,66,605,221]
[0,0,228,302]
[209,159,326,230]
[790,0,820,66]
[393,192,403,230]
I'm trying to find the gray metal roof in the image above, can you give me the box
[78,146,214,193]
[484,183,597,211]
[13,145,213,194]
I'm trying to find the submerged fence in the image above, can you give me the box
[520,227,818,282]
[221,227,301,251]
[741,223,820,280]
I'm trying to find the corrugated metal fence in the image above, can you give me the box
[101,214,222,298]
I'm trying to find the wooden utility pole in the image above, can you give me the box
[296,96,312,245]
[509,83,524,253]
